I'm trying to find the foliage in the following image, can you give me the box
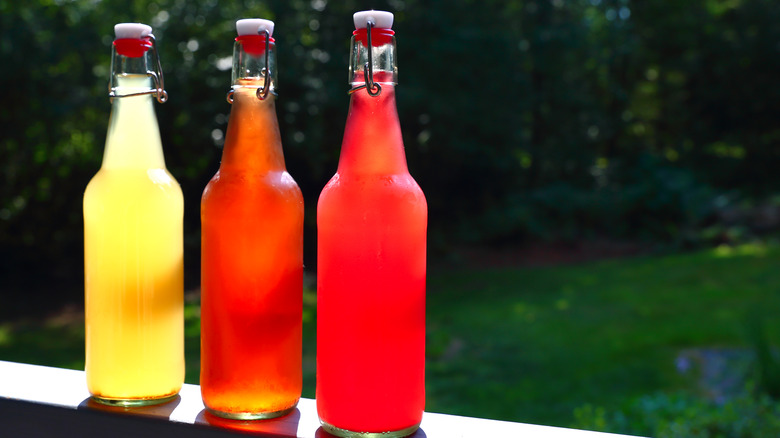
[573,389,780,438]
[746,308,780,400]
[2,1,780,311]
[474,153,717,244]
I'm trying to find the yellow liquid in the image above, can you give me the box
[83,76,184,404]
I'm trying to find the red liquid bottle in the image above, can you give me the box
[200,19,303,420]
[316,10,427,438]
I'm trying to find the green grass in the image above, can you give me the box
[425,243,780,429]
[1,243,780,434]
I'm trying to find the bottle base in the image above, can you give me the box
[320,420,420,438]
[91,392,178,407]
[206,402,298,421]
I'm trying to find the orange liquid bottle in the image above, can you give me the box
[200,19,303,419]
[316,11,427,438]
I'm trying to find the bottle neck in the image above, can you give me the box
[338,84,407,175]
[349,28,397,88]
[109,40,160,99]
[220,79,285,172]
[232,35,277,96]
[220,36,283,172]
[102,41,166,170]
[102,75,165,169]
[339,28,405,175]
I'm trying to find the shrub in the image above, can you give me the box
[573,388,780,438]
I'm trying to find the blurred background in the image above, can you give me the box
[3,0,780,436]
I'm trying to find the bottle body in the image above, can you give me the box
[200,83,303,419]
[317,85,427,436]
[84,75,184,405]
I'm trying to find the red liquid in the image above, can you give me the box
[201,85,303,418]
[317,86,427,433]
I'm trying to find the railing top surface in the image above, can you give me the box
[0,360,642,438]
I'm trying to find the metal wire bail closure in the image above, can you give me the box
[148,35,168,104]
[109,34,168,104]
[256,28,272,101]
[349,19,382,97]
[226,28,272,104]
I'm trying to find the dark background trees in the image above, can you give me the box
[2,0,779,316]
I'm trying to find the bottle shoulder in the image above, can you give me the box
[83,168,183,216]
[87,167,180,184]
[202,169,303,204]
[85,168,182,198]
[322,171,422,190]
[317,171,427,228]
[206,169,300,188]
[319,171,426,206]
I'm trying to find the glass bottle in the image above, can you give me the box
[200,19,303,419]
[83,23,184,406]
[316,10,427,438]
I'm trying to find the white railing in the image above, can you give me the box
[0,360,643,437]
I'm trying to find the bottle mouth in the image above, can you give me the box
[352,28,394,47]
[113,38,153,58]
[235,34,275,56]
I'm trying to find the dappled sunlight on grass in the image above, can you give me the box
[0,324,11,347]
[425,244,780,428]
[712,242,768,258]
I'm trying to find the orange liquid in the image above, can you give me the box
[200,85,303,418]
[317,86,427,434]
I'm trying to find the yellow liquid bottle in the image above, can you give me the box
[83,24,183,406]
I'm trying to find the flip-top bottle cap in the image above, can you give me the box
[235,19,275,57]
[236,18,274,37]
[114,23,152,39]
[353,10,393,29]
[113,23,153,58]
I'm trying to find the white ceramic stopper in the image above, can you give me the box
[236,18,275,37]
[353,10,393,29]
[114,23,152,39]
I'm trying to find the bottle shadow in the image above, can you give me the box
[196,408,301,437]
[314,426,427,438]
[78,395,181,420]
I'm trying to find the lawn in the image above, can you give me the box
[425,243,780,434]
[2,243,779,436]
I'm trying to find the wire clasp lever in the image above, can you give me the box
[255,28,272,101]
[109,34,168,104]
[226,28,272,104]
[349,19,382,97]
